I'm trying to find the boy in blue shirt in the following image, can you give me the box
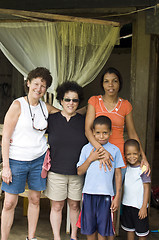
[77,116,125,240]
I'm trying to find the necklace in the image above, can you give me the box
[27,95,47,131]
[102,96,119,111]
[102,96,119,104]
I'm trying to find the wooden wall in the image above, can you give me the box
[83,48,131,106]
[0,51,24,124]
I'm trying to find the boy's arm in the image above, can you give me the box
[138,183,150,219]
[77,148,99,176]
[110,168,122,212]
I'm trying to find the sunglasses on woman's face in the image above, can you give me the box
[63,98,79,103]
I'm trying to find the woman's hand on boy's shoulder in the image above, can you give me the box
[140,156,151,176]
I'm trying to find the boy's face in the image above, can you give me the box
[125,145,141,166]
[93,124,111,145]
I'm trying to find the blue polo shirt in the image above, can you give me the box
[77,142,125,196]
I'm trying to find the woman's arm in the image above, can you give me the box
[76,106,87,115]
[85,103,113,170]
[126,111,150,175]
[46,102,59,114]
[2,101,21,184]
[85,104,101,149]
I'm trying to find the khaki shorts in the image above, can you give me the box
[44,172,84,201]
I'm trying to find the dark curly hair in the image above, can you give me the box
[100,67,123,92]
[56,81,83,104]
[24,67,52,94]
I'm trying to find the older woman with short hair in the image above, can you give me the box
[1,67,58,240]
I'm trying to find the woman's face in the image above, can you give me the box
[27,77,47,99]
[61,91,79,116]
[102,73,120,96]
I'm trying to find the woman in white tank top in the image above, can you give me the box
[1,67,58,240]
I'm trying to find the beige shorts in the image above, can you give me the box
[44,172,84,201]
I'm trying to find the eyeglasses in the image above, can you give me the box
[63,98,79,103]
[27,95,48,131]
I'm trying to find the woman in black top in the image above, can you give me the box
[44,81,87,240]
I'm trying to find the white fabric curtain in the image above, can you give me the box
[0,21,120,107]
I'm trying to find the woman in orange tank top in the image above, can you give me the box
[85,67,150,172]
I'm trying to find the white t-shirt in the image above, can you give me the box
[122,165,151,209]
[9,97,48,161]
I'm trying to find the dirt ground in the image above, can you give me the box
[0,199,159,240]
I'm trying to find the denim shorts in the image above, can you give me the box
[1,153,46,194]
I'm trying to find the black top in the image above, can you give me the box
[48,112,88,175]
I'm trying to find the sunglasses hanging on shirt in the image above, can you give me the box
[27,95,48,131]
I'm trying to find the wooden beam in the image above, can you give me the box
[0,8,120,26]
[130,12,151,149]
[42,7,137,15]
[145,35,158,167]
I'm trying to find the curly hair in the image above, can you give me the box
[100,67,123,92]
[56,81,83,104]
[24,67,52,94]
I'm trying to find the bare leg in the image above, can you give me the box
[113,211,117,231]
[87,232,97,240]
[139,236,147,240]
[98,233,107,240]
[27,190,41,239]
[1,192,18,240]
[127,231,135,240]
[107,236,114,240]
[68,198,80,240]
[50,200,65,240]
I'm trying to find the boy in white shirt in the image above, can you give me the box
[121,139,151,240]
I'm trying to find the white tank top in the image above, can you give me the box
[9,97,48,161]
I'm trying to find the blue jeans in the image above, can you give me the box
[2,153,46,194]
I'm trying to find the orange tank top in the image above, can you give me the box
[88,95,132,165]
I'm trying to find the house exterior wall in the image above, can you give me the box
[83,48,131,105]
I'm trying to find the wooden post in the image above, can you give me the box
[130,12,151,150]
[145,36,158,167]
